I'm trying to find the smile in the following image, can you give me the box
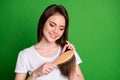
[49,33,57,39]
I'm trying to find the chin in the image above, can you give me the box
[48,38,58,43]
[47,39,55,42]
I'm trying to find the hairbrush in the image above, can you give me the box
[53,50,74,65]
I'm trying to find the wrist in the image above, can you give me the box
[31,71,38,78]
[27,74,37,80]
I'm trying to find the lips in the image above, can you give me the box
[49,33,57,39]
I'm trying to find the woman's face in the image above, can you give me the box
[43,13,65,43]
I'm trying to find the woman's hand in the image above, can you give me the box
[62,41,75,53]
[29,62,57,79]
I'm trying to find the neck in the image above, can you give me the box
[36,38,58,50]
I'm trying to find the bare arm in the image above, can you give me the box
[15,73,37,80]
[70,65,84,80]
[27,75,36,80]
[27,62,57,80]
[15,73,27,80]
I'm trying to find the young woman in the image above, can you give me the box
[15,4,84,80]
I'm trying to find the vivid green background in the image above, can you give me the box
[0,0,120,80]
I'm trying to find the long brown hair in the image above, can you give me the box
[37,4,76,78]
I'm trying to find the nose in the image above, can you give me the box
[54,27,59,34]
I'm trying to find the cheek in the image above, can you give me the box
[59,31,64,37]
[43,27,49,36]
[43,24,50,32]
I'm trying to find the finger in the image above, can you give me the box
[41,66,51,75]
[43,63,57,75]
[66,41,72,48]
[44,63,57,70]
[49,63,58,69]
[67,45,72,49]
[44,69,50,75]
[66,42,72,48]
[45,68,52,74]
[62,44,67,53]
[66,40,70,44]
[67,43,75,51]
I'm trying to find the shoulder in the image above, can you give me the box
[18,46,33,56]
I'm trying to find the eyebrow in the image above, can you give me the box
[49,21,65,27]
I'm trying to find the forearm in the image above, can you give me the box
[70,65,84,80]
[74,72,84,80]
[27,76,36,80]
[27,71,39,80]
[27,75,36,80]
[70,72,84,80]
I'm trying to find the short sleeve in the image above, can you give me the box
[15,51,28,73]
[74,51,82,65]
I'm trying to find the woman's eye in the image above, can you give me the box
[60,28,64,31]
[50,23,54,27]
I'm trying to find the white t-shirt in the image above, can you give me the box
[15,46,82,80]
